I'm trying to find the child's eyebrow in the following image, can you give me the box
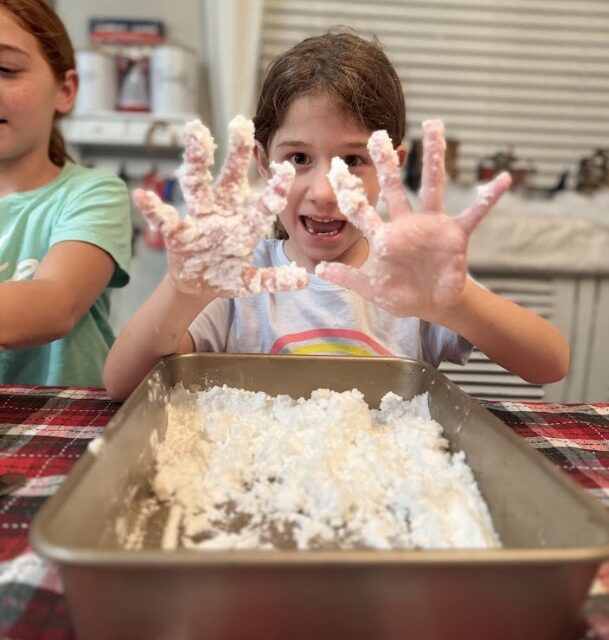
[276,141,369,150]
[275,140,310,148]
[0,44,30,58]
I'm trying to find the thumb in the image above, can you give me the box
[241,265,308,295]
[315,262,374,297]
[456,171,512,235]
[133,188,181,234]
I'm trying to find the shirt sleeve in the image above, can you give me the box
[50,168,132,288]
[188,298,233,352]
[420,321,473,366]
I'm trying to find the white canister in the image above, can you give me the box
[150,45,198,117]
[74,50,117,114]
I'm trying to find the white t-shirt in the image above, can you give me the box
[188,239,472,366]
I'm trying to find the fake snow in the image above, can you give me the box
[150,385,500,552]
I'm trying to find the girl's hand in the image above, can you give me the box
[133,116,307,297]
[316,120,512,322]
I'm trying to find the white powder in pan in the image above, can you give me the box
[151,385,500,551]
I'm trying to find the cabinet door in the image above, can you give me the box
[440,274,579,402]
[584,278,609,402]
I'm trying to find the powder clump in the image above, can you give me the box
[147,385,500,552]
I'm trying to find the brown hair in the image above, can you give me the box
[253,30,406,152]
[1,0,75,166]
[254,30,406,239]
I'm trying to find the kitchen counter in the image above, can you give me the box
[444,185,609,275]
[0,384,608,639]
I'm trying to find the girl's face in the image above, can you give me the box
[0,7,76,168]
[256,93,381,272]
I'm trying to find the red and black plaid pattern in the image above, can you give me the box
[0,386,608,639]
[483,400,609,639]
[0,386,116,640]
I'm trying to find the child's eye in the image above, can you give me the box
[343,155,364,168]
[288,152,310,166]
[0,66,17,75]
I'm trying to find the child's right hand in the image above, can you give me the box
[316,120,511,322]
[133,116,307,297]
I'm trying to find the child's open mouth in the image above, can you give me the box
[300,216,346,237]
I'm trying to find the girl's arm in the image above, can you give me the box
[0,241,114,348]
[317,120,569,384]
[103,275,213,402]
[438,278,568,384]
[105,116,308,402]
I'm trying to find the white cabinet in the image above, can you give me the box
[62,112,193,148]
[61,112,195,182]
[440,273,609,402]
[583,278,609,402]
[62,112,194,232]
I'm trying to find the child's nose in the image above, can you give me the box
[308,164,337,205]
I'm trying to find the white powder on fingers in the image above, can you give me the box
[151,385,500,552]
[328,158,382,239]
[241,264,308,295]
[421,119,447,200]
[135,116,306,296]
[367,130,402,196]
[213,115,255,211]
[422,119,446,139]
[177,120,217,214]
[476,182,494,208]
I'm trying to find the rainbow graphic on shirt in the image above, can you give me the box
[270,329,394,356]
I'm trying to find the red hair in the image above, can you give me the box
[1,0,75,165]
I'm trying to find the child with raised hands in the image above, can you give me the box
[0,0,131,386]
[104,32,568,401]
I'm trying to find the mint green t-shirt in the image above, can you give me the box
[0,163,131,387]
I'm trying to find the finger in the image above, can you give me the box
[253,161,295,232]
[240,264,308,295]
[456,171,512,235]
[175,119,216,216]
[315,261,375,297]
[420,119,446,213]
[214,115,255,212]
[327,157,383,238]
[133,188,181,235]
[367,130,413,219]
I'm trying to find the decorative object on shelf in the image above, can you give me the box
[117,57,149,112]
[74,50,116,114]
[576,148,609,194]
[150,45,198,118]
[477,148,536,190]
[87,18,166,113]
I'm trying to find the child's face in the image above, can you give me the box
[0,8,76,167]
[257,93,381,271]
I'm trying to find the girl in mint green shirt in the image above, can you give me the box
[0,0,131,386]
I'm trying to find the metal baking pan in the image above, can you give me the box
[31,354,609,640]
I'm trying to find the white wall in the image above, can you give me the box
[56,0,202,53]
[56,0,210,120]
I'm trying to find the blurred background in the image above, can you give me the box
[53,0,609,402]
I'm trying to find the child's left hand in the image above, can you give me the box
[133,116,307,297]
[316,120,512,322]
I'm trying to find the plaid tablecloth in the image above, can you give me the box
[0,386,607,640]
